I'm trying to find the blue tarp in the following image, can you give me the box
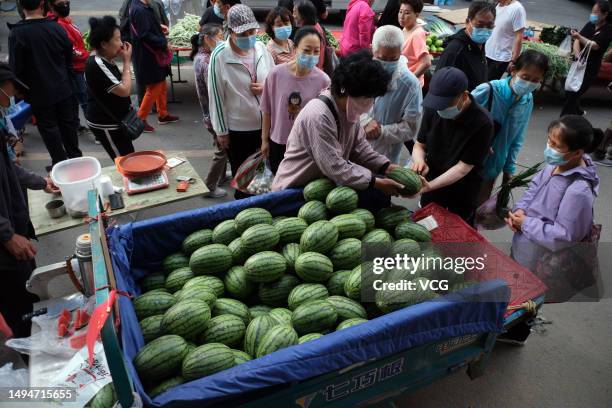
[108,190,510,407]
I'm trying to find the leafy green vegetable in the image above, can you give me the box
[539,26,570,46]
[522,41,570,81]
[168,14,200,48]
[495,162,543,219]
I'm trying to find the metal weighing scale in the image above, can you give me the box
[115,151,170,195]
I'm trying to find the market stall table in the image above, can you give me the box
[168,47,191,103]
[28,156,207,237]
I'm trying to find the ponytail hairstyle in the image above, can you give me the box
[190,34,201,60]
[548,115,603,154]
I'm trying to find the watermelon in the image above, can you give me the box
[256,325,299,357]
[375,277,437,313]
[176,284,217,307]
[344,267,362,300]
[241,224,280,254]
[140,272,166,292]
[213,298,251,326]
[272,216,288,225]
[244,251,287,283]
[300,220,338,254]
[274,217,308,245]
[145,288,169,294]
[387,167,422,196]
[186,342,197,354]
[212,219,239,245]
[337,318,368,330]
[258,275,300,307]
[165,267,194,293]
[224,266,256,299]
[249,305,272,318]
[161,299,211,342]
[291,300,338,335]
[297,200,328,224]
[395,221,432,242]
[140,315,164,344]
[183,275,225,297]
[350,208,376,232]
[328,238,361,270]
[281,243,302,272]
[330,214,366,240]
[149,376,184,399]
[451,281,478,293]
[376,206,412,232]
[182,343,234,381]
[89,382,116,408]
[326,270,352,296]
[288,283,329,310]
[228,238,248,265]
[362,228,393,246]
[244,314,278,356]
[235,208,273,234]
[295,252,334,282]
[133,291,176,320]
[303,178,336,202]
[200,314,246,347]
[134,335,189,383]
[390,238,421,257]
[162,253,189,274]
[231,349,252,365]
[190,244,233,275]
[325,186,358,214]
[268,307,293,325]
[326,295,367,321]
[182,229,214,255]
[298,333,323,344]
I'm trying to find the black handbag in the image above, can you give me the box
[87,83,144,141]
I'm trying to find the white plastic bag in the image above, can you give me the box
[246,159,274,195]
[0,362,28,388]
[557,35,572,58]
[565,43,591,92]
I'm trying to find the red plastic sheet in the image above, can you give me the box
[413,203,547,312]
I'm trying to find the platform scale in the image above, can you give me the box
[115,151,170,195]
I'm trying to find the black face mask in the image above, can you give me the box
[54,2,70,17]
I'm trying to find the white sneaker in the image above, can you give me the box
[220,171,233,185]
[203,187,227,198]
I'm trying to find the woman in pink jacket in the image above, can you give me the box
[340,0,376,56]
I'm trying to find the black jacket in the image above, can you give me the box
[436,29,487,91]
[8,18,74,107]
[130,0,170,86]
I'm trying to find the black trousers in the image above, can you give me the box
[268,139,286,174]
[31,96,82,166]
[357,186,391,213]
[226,129,262,200]
[421,183,481,227]
[486,58,510,81]
[560,67,599,117]
[0,252,39,339]
[89,127,135,160]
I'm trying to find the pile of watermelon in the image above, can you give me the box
[119,175,472,402]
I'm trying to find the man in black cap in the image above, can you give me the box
[0,64,60,338]
[411,67,494,225]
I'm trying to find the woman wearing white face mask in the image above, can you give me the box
[265,7,296,65]
[472,49,549,205]
[261,27,330,174]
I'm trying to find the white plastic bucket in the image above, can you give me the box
[50,157,102,217]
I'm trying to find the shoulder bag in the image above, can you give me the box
[87,82,144,141]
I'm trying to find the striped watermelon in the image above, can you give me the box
[272,216,288,225]
[133,291,176,320]
[274,217,308,245]
[140,315,164,344]
[281,243,302,272]
[186,342,197,354]
[300,220,338,254]
[390,238,421,257]
[298,200,328,224]
[145,288,169,294]
[375,277,437,313]
[249,305,272,318]
[212,220,239,245]
[362,228,393,246]
[165,267,194,293]
[376,206,412,232]
[328,238,361,270]
[256,325,299,357]
[268,307,293,325]
[231,349,252,365]
[258,275,300,307]
[344,266,362,300]
[395,221,432,242]
[330,214,366,240]
[212,298,251,326]
[326,295,367,321]
[134,335,189,383]
[241,224,280,254]
[298,333,323,344]
[176,284,217,307]
[228,238,248,265]
[337,318,368,330]
[451,281,478,293]
[350,208,376,232]
[303,178,335,202]
[182,343,234,381]
[224,266,256,299]
[387,167,422,196]
[325,187,358,214]
[288,283,329,310]
[326,270,352,296]
[162,253,189,274]
[235,208,273,234]
[140,272,166,292]
[295,252,333,282]
[161,299,211,342]
[200,314,246,347]
[291,300,338,335]
[183,275,225,298]
[244,251,287,283]
[182,229,213,255]
[90,382,116,408]
[149,376,184,399]
[244,314,277,356]
[190,244,233,275]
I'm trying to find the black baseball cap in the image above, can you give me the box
[0,63,29,91]
[422,67,468,111]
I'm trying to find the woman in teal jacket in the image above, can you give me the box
[472,50,549,205]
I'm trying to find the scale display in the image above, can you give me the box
[124,171,169,195]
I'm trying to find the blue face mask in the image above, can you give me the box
[274,25,292,41]
[437,96,464,120]
[296,53,319,70]
[512,77,541,96]
[589,14,599,24]
[470,27,492,44]
[376,59,398,75]
[213,3,224,19]
[235,35,256,50]
[544,145,569,166]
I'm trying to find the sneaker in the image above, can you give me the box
[221,172,233,185]
[158,114,179,125]
[593,157,612,167]
[94,138,101,145]
[143,122,155,133]
[203,187,227,198]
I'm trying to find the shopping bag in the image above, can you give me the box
[557,35,572,58]
[246,158,274,195]
[565,43,591,92]
[231,150,264,193]
[474,193,507,230]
